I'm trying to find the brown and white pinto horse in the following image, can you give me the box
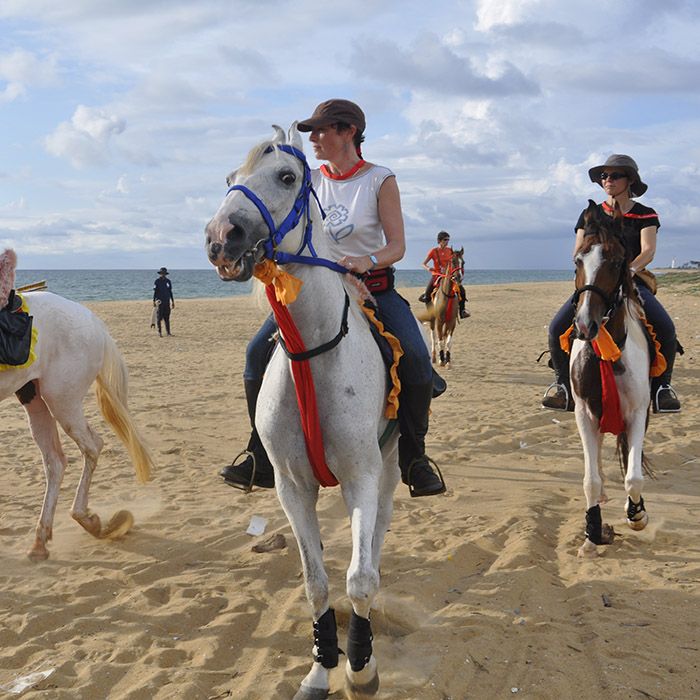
[422,247,465,368]
[569,201,655,558]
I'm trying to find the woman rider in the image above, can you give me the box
[542,154,681,414]
[220,99,447,497]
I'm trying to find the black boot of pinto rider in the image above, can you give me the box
[220,379,276,490]
[398,382,447,497]
[542,339,574,412]
[651,344,681,414]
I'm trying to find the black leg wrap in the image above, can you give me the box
[626,496,645,520]
[346,610,373,672]
[313,608,340,670]
[585,504,603,545]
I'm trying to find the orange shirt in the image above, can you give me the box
[427,246,454,274]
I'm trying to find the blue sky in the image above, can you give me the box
[2,0,700,270]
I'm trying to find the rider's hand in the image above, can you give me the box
[338,255,373,275]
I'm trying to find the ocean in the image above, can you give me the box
[14,269,574,303]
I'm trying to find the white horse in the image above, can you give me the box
[0,252,153,561]
[570,202,654,558]
[205,125,400,699]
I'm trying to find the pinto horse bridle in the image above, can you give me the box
[572,234,628,322]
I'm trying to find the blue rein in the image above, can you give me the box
[226,144,348,275]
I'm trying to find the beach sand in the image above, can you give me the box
[1,281,698,699]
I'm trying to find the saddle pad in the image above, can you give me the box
[360,301,403,419]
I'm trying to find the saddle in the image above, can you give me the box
[0,291,34,367]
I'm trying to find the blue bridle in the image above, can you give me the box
[225,144,348,274]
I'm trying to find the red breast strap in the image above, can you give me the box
[592,340,625,435]
[265,284,338,487]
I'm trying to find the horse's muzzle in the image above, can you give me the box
[205,220,256,281]
[575,318,599,342]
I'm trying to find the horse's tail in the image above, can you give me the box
[616,433,655,480]
[414,305,436,324]
[95,334,154,484]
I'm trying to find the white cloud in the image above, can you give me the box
[44,105,126,168]
[0,48,57,102]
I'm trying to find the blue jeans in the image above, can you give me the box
[547,284,676,388]
[243,289,433,387]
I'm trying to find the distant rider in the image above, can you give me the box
[419,231,469,319]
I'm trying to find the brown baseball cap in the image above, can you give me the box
[297,99,366,134]
[588,154,648,197]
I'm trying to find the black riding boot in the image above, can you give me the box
[651,341,681,413]
[542,341,574,411]
[458,286,470,319]
[418,279,436,304]
[398,382,446,497]
[220,379,275,489]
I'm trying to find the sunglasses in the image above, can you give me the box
[600,171,628,182]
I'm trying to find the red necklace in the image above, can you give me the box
[321,159,366,181]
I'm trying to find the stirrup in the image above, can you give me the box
[652,384,681,414]
[223,450,258,493]
[542,382,572,412]
[406,456,446,498]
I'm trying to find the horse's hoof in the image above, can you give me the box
[346,657,379,698]
[72,512,102,538]
[577,540,599,558]
[292,686,329,700]
[627,512,649,531]
[99,510,135,540]
[27,544,49,562]
[600,523,616,544]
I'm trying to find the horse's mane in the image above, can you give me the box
[238,140,278,177]
[580,200,638,305]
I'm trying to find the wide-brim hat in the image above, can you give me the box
[588,154,648,197]
[297,99,366,134]
[158,267,169,275]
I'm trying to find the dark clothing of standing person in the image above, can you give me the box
[153,267,175,336]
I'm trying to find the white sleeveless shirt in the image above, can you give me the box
[311,165,395,260]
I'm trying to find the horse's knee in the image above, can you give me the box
[347,568,379,612]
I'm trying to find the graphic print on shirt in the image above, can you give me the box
[324,204,354,242]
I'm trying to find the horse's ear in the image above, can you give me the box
[583,199,598,225]
[287,121,303,150]
[271,125,286,145]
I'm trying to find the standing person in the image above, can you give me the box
[153,267,174,337]
[419,230,469,318]
[220,98,446,497]
[542,154,681,413]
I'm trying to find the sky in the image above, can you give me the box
[1,0,700,271]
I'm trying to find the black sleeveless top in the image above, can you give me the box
[575,202,660,261]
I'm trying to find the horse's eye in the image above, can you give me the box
[280,171,296,186]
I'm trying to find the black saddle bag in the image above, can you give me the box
[0,292,33,366]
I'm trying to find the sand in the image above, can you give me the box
[0,281,698,700]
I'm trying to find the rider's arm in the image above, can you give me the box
[629,226,657,272]
[338,175,406,274]
[421,250,434,272]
